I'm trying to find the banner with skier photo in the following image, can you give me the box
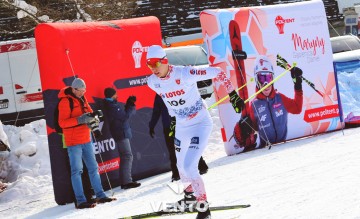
[200,0,341,155]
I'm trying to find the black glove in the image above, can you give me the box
[290,67,303,90]
[229,90,244,113]
[126,95,136,106]
[240,116,253,138]
[149,127,155,138]
[169,117,176,137]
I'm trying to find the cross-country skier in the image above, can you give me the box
[233,55,303,149]
[146,45,245,219]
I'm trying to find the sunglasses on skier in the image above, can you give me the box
[146,56,168,68]
[256,71,273,86]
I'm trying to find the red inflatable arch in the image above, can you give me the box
[35,17,168,205]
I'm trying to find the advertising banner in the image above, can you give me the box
[334,58,360,127]
[35,17,170,204]
[200,0,341,155]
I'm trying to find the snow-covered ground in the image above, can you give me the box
[1,94,360,219]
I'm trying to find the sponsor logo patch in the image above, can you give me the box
[190,69,207,75]
[191,137,199,144]
[174,138,181,146]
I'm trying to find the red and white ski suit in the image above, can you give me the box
[147,65,233,201]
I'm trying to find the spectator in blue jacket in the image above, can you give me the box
[149,94,209,182]
[103,87,141,189]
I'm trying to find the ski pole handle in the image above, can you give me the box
[207,78,254,110]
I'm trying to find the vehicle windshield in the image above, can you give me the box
[331,36,360,54]
[165,47,208,66]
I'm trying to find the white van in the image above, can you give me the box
[0,38,44,126]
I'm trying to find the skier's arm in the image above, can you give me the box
[280,90,303,114]
[182,65,244,113]
[149,94,162,129]
[214,70,245,113]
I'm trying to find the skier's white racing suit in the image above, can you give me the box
[147,65,234,202]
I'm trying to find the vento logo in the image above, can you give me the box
[275,15,295,34]
[132,41,147,68]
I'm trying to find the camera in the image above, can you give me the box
[88,110,103,138]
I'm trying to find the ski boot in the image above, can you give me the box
[196,201,211,219]
[168,190,196,211]
[76,202,96,209]
[96,196,117,204]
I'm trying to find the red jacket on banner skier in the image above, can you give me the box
[146,45,244,219]
[233,55,303,149]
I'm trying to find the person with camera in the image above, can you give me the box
[58,78,116,209]
[103,87,141,190]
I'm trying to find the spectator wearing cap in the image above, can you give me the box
[102,87,141,189]
[58,78,116,209]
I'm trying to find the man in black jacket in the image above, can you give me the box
[103,87,141,189]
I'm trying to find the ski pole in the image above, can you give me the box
[244,63,296,103]
[90,130,115,197]
[276,54,324,97]
[207,77,254,110]
[300,76,324,97]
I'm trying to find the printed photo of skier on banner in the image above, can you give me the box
[200,0,341,155]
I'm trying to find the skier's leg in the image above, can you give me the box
[184,122,212,202]
[164,128,179,180]
[174,132,191,186]
[176,118,212,202]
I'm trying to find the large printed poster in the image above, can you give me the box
[200,0,341,155]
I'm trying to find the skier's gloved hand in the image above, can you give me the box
[149,128,155,138]
[77,113,95,125]
[229,90,244,113]
[125,95,136,110]
[126,95,136,106]
[169,117,176,137]
[291,67,303,90]
[240,116,253,138]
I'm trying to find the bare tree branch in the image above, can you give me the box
[73,0,87,22]
[1,0,42,24]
